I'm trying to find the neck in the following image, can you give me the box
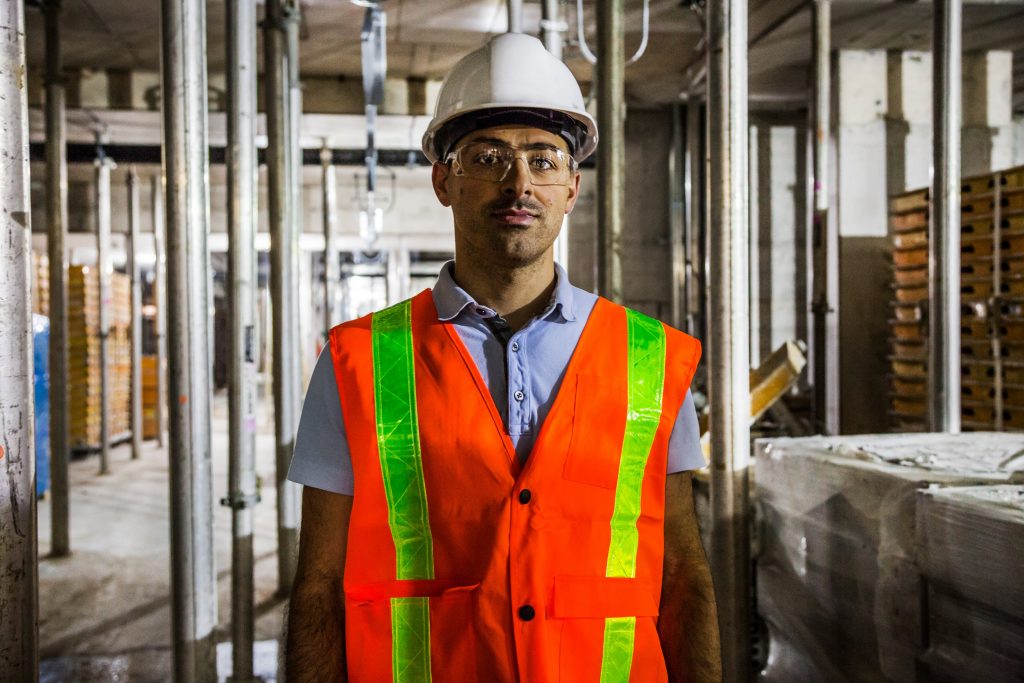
[452,254,557,331]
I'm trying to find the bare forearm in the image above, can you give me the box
[658,560,722,682]
[286,574,346,683]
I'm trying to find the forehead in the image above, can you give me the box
[460,124,569,152]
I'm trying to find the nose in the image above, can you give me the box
[500,156,533,198]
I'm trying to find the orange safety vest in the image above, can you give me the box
[329,289,701,682]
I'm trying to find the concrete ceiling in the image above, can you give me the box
[23,0,1024,110]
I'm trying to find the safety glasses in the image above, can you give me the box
[445,141,577,187]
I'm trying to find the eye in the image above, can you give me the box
[529,152,561,171]
[471,148,505,167]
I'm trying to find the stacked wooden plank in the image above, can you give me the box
[887,189,930,431]
[32,251,49,316]
[888,165,1024,432]
[68,265,133,449]
[142,355,159,439]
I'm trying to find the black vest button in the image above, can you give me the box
[518,605,536,621]
[518,489,532,504]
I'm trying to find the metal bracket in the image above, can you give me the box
[220,492,262,510]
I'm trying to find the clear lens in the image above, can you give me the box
[450,142,575,186]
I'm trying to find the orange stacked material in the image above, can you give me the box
[889,164,1024,433]
[142,355,159,439]
[33,251,49,316]
[68,265,133,449]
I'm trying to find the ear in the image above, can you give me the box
[432,162,453,207]
[563,171,581,215]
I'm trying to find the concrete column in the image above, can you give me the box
[886,51,933,195]
[835,49,892,434]
[962,51,1014,177]
[0,1,38,676]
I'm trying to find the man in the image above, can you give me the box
[286,32,721,682]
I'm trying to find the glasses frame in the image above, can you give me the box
[444,141,579,187]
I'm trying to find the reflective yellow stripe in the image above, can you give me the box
[372,300,434,682]
[391,597,432,683]
[599,309,666,682]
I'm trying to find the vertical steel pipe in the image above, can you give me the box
[265,0,300,594]
[686,90,704,340]
[44,0,71,557]
[128,169,143,459]
[810,0,838,434]
[507,0,523,33]
[596,0,625,303]
[930,0,962,433]
[288,4,306,382]
[152,174,167,448]
[95,147,113,474]
[322,143,338,337]
[670,103,686,330]
[0,1,38,676]
[707,0,751,676]
[540,0,564,59]
[159,0,218,678]
[226,0,259,677]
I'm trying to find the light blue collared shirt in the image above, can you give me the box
[287,262,704,495]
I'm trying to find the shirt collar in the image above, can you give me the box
[431,260,578,323]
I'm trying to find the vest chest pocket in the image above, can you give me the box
[344,579,481,682]
[563,373,627,490]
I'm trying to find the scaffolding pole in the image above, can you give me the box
[95,144,113,474]
[0,1,38,677]
[507,0,523,33]
[810,0,838,435]
[322,143,338,339]
[542,0,570,269]
[265,0,300,595]
[128,169,143,460]
[930,0,962,433]
[670,103,686,330]
[152,174,167,448]
[707,0,751,677]
[225,0,260,677]
[160,0,217,678]
[686,90,704,341]
[596,0,625,303]
[44,0,71,557]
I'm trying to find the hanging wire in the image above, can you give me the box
[575,0,650,65]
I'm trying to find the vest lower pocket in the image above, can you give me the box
[551,576,667,683]
[344,579,481,682]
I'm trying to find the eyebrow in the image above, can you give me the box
[466,136,563,153]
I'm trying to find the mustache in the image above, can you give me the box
[488,198,545,214]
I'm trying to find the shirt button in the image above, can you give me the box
[518,489,532,504]
[514,390,525,402]
[510,341,520,352]
[518,605,536,621]
[475,307,488,316]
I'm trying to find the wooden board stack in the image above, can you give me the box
[142,355,159,439]
[68,265,133,449]
[888,165,1024,432]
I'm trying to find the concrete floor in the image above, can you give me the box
[38,392,289,682]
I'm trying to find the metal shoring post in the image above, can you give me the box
[94,140,114,474]
[992,173,1003,430]
[596,0,625,303]
[507,0,523,33]
[541,0,570,270]
[929,0,962,433]
[287,1,305,385]
[160,0,218,677]
[322,142,338,339]
[265,0,300,594]
[128,169,143,460]
[670,102,686,330]
[0,0,38,676]
[810,0,838,435]
[44,0,71,557]
[686,86,704,341]
[152,174,167,448]
[707,0,752,677]
[225,0,260,677]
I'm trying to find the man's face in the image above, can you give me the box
[431,124,581,269]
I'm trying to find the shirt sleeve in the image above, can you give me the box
[286,346,355,495]
[667,389,705,473]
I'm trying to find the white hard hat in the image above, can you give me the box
[421,33,598,163]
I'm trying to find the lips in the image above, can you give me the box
[491,209,539,225]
